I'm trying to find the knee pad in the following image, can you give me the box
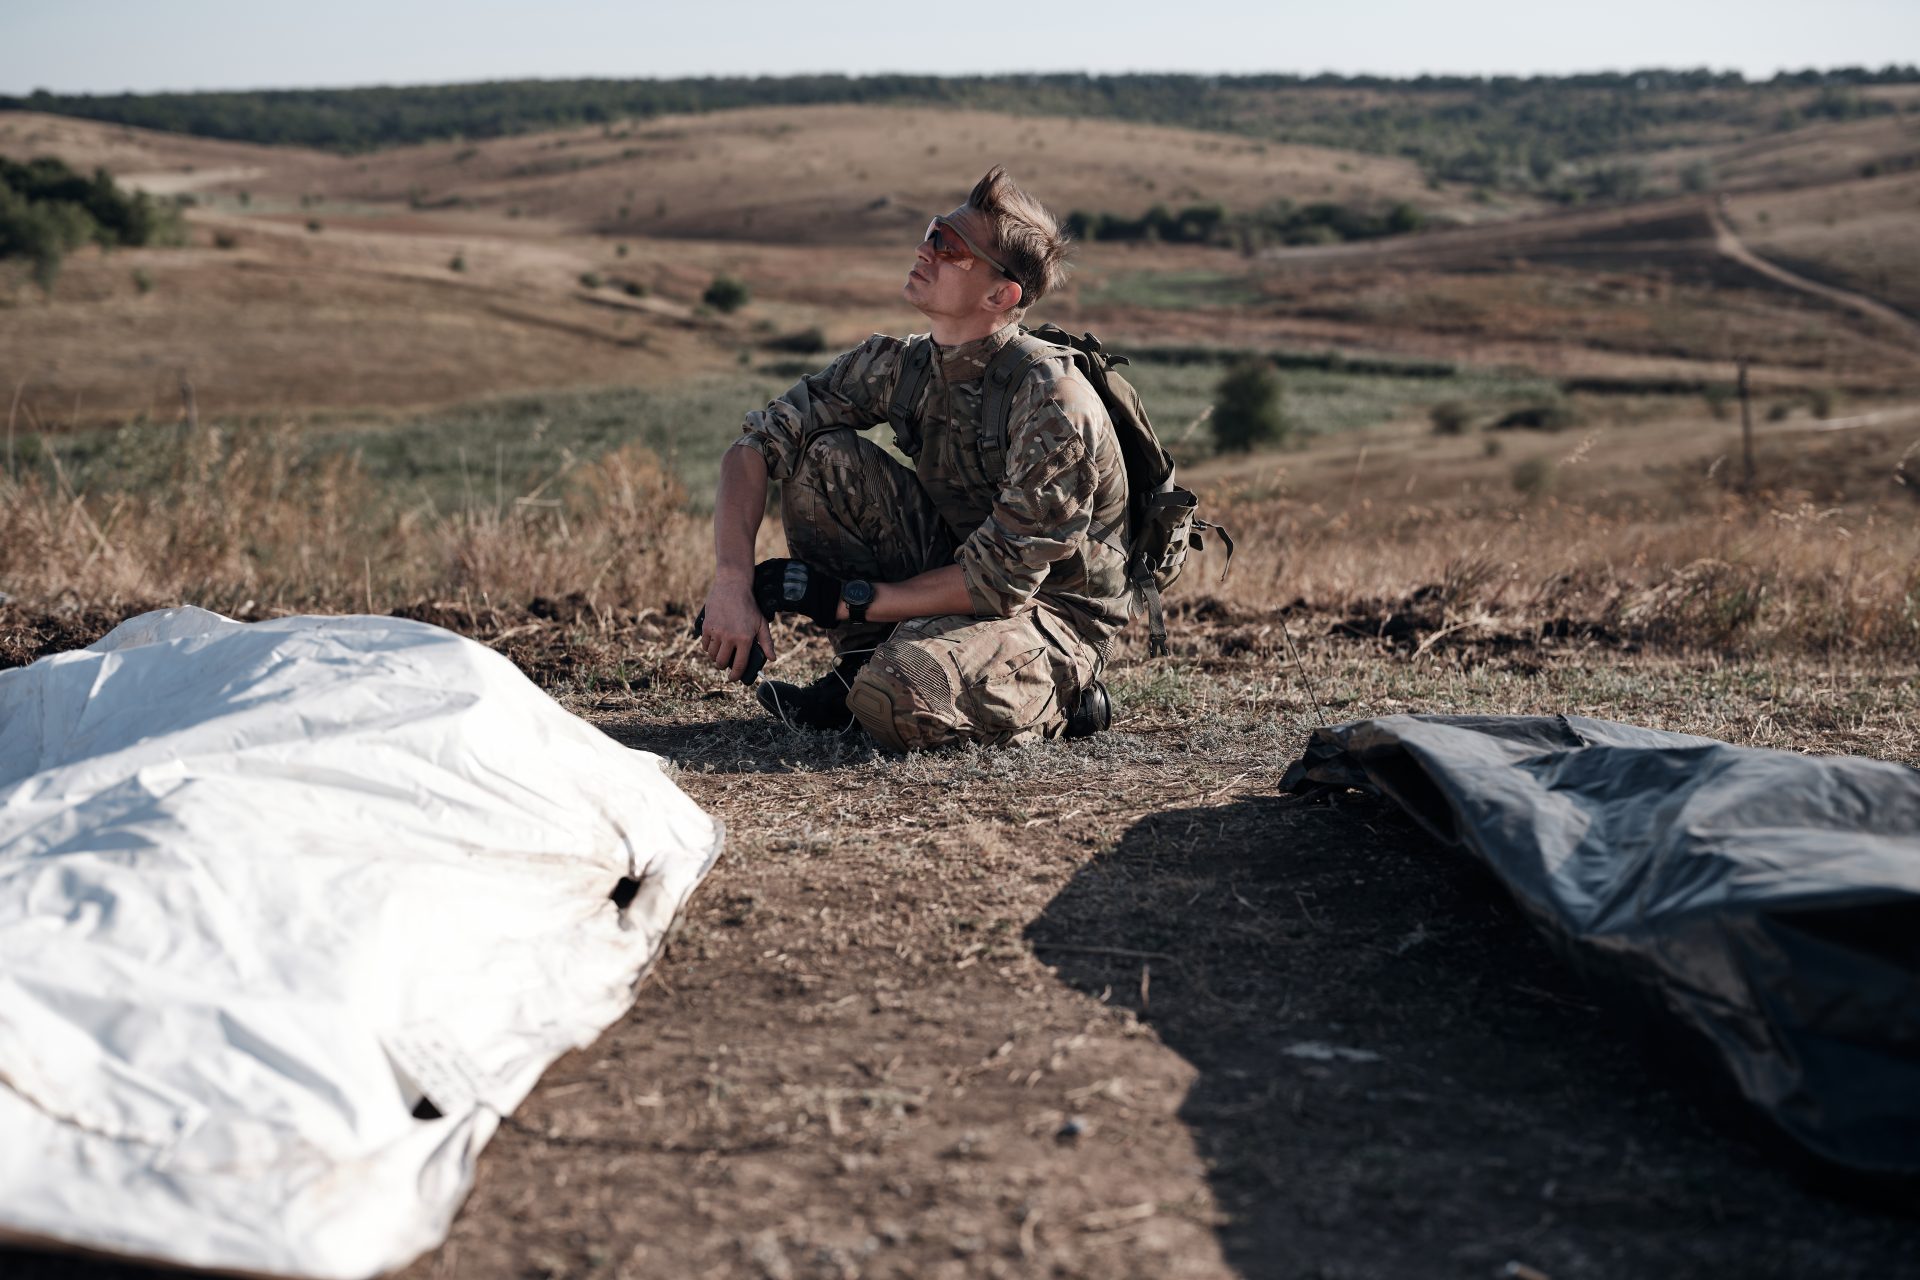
[847,642,959,753]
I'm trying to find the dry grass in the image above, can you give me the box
[1188,411,1920,664]
[0,422,713,620]
[6,393,1917,674]
[1728,170,1920,319]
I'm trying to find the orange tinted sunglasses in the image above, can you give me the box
[923,216,1015,282]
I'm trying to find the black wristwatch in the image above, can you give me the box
[841,578,876,624]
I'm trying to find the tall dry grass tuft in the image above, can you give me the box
[0,422,709,620]
[1204,483,1920,660]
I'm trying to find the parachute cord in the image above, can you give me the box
[1278,612,1329,732]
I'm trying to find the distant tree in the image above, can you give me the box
[1493,401,1577,431]
[1429,400,1473,435]
[703,273,750,312]
[1211,359,1287,453]
[1703,384,1733,420]
[766,326,827,354]
[1511,457,1554,496]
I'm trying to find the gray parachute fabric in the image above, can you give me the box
[1282,714,1920,1177]
[0,608,723,1278]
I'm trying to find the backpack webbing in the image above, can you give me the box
[885,338,936,458]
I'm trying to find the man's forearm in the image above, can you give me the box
[840,563,976,623]
[713,444,769,585]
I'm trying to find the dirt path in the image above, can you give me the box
[1707,207,1920,344]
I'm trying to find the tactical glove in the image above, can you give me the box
[752,558,844,629]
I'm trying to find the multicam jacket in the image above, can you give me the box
[734,321,1132,646]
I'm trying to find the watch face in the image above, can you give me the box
[843,579,877,607]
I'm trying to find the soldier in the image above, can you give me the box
[696,166,1129,751]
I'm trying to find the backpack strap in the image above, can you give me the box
[981,330,1073,481]
[886,337,936,457]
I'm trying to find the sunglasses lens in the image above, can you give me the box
[924,220,967,264]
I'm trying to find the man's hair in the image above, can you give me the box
[968,165,1071,308]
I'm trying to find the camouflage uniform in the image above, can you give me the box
[734,321,1130,751]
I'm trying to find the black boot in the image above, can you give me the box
[1064,678,1111,739]
[756,654,867,733]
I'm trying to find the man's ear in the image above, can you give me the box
[984,279,1024,315]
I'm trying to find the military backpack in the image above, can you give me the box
[886,324,1230,656]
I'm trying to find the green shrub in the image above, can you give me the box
[766,326,827,354]
[703,274,750,312]
[0,157,177,290]
[1807,388,1836,419]
[449,254,466,272]
[1211,358,1287,453]
[1493,401,1576,431]
[305,218,323,233]
[131,267,153,294]
[212,230,238,250]
[1703,384,1732,420]
[578,271,603,289]
[1429,400,1473,435]
[620,279,646,297]
[1511,457,1554,496]
[1765,401,1793,422]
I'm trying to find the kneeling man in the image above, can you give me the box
[697,167,1128,751]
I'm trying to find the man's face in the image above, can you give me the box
[902,204,1015,321]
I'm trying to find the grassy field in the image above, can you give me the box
[4,92,1920,1280]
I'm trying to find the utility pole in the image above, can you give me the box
[1737,358,1755,495]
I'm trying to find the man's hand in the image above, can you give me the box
[697,580,775,682]
[753,559,845,628]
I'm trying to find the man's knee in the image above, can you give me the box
[846,636,964,753]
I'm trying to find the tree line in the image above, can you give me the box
[0,157,176,289]
[6,66,1916,195]
[1066,200,1424,248]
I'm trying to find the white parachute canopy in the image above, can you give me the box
[0,608,721,1279]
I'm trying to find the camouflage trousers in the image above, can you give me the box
[780,427,1101,752]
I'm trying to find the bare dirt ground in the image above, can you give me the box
[3,612,1917,1280]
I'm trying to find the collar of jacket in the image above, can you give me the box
[930,320,1021,384]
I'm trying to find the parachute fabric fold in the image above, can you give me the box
[0,608,722,1278]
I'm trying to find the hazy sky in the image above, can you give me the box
[2,0,1914,95]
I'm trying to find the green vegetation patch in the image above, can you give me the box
[30,372,795,517]
[1080,269,1264,311]
[1068,199,1423,249]
[0,156,177,289]
[1121,358,1559,461]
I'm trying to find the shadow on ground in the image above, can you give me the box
[600,708,877,775]
[1026,793,1920,1280]
[0,1248,178,1278]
